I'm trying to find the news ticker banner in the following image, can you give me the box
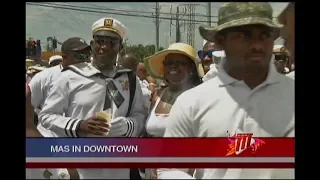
[26,138,294,168]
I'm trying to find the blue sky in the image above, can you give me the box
[26,2,288,51]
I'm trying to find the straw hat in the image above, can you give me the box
[197,64,205,78]
[144,43,204,79]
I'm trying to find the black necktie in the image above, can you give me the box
[98,73,125,110]
[97,74,112,111]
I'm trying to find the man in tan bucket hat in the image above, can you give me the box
[199,2,283,43]
[158,2,294,179]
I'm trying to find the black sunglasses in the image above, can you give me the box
[163,60,188,67]
[93,36,121,47]
[198,50,216,60]
[274,55,287,61]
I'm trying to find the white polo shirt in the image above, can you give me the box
[159,59,295,179]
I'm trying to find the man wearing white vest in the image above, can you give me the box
[159,2,294,179]
[39,17,146,179]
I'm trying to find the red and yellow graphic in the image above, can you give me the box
[226,131,266,156]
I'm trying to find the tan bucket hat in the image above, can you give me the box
[144,43,204,79]
[199,2,284,42]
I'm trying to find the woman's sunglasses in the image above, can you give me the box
[198,50,215,60]
[163,60,188,67]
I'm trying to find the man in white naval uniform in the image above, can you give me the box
[39,18,146,179]
[158,2,294,179]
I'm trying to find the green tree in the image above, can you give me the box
[121,44,164,62]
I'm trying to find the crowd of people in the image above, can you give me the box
[26,2,294,179]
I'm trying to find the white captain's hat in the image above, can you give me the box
[92,17,127,41]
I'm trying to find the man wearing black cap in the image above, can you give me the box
[60,37,91,68]
[28,37,90,179]
[38,18,146,179]
[30,37,90,129]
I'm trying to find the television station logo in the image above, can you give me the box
[226,131,266,156]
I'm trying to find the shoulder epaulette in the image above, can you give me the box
[113,68,132,79]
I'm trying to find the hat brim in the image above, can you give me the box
[93,29,122,39]
[144,49,204,79]
[72,44,91,52]
[199,17,284,42]
[49,59,62,65]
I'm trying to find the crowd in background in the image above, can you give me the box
[26,2,294,179]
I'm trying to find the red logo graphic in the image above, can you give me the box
[226,131,265,156]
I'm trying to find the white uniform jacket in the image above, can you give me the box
[38,62,147,138]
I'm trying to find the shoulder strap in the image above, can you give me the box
[126,71,136,117]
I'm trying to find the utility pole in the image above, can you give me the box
[207,2,211,26]
[53,36,56,53]
[155,2,160,52]
[169,4,172,44]
[124,38,128,54]
[176,6,180,42]
[186,4,195,46]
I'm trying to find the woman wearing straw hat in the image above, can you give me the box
[143,42,203,179]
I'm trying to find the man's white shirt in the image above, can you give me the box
[29,65,62,115]
[138,77,151,111]
[28,65,64,137]
[286,71,295,79]
[202,63,219,82]
[27,65,70,179]
[158,59,295,179]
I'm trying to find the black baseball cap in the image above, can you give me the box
[61,37,90,53]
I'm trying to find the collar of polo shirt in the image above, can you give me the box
[218,55,281,87]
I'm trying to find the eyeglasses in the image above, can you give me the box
[274,55,287,61]
[93,36,121,47]
[163,60,188,67]
[198,50,216,60]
